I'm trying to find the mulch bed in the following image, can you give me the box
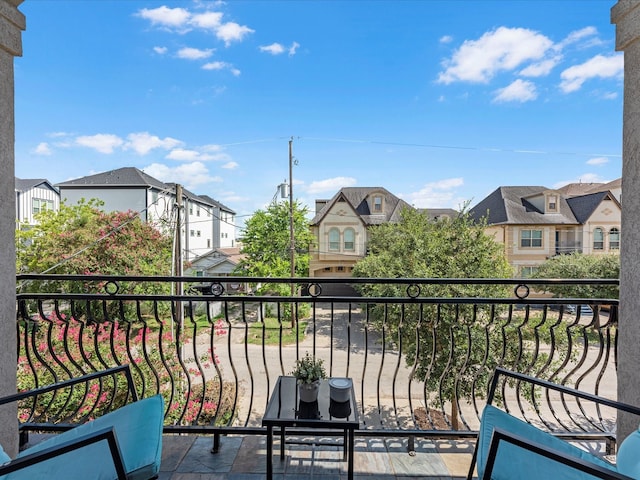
[413,406,452,429]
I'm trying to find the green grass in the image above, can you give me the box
[247,317,308,345]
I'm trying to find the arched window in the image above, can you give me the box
[344,228,355,251]
[328,228,340,251]
[610,227,620,250]
[593,227,604,250]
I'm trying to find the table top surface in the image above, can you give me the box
[262,376,360,428]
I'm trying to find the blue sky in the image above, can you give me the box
[14,1,623,227]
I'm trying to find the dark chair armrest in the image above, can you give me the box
[488,368,640,417]
[0,426,127,479]
[0,364,138,406]
[483,427,633,480]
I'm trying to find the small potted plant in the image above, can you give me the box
[291,352,326,402]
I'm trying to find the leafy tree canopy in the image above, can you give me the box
[17,199,173,281]
[235,200,314,282]
[352,207,512,290]
[532,252,619,299]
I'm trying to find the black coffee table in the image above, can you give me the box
[262,375,360,479]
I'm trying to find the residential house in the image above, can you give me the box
[418,208,458,221]
[309,187,413,277]
[56,167,235,262]
[15,177,60,228]
[199,195,236,248]
[469,183,621,277]
[186,247,247,293]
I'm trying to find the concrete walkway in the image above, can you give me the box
[158,433,475,479]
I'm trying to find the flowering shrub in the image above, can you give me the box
[17,302,234,427]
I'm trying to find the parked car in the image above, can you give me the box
[565,304,593,315]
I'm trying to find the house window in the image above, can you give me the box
[344,228,355,251]
[337,266,345,272]
[329,228,340,251]
[32,198,54,215]
[593,227,604,250]
[196,270,204,277]
[190,230,195,237]
[207,239,211,248]
[610,228,620,250]
[373,196,383,213]
[196,208,200,217]
[548,195,557,211]
[520,266,538,278]
[189,205,193,215]
[197,230,201,237]
[520,229,542,248]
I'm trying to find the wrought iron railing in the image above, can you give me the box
[15,274,619,445]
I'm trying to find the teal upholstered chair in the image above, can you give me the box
[0,365,164,480]
[470,368,640,480]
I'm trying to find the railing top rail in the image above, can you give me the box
[16,273,619,286]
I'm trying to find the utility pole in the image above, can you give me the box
[173,184,184,341]
[288,138,296,326]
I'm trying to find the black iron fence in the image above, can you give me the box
[15,275,619,444]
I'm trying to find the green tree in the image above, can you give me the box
[16,199,173,297]
[352,208,555,420]
[235,200,314,283]
[532,252,619,299]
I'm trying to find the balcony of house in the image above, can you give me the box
[14,275,621,479]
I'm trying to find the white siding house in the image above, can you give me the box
[15,178,60,228]
[56,167,236,262]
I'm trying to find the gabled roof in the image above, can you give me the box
[309,187,412,226]
[190,247,245,269]
[15,177,59,193]
[566,191,620,223]
[469,186,578,225]
[164,183,215,207]
[56,167,167,190]
[199,195,236,214]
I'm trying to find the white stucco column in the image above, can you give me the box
[0,0,24,457]
[612,0,640,443]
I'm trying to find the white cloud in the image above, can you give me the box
[602,91,618,100]
[402,178,464,208]
[166,148,230,162]
[202,60,240,75]
[289,42,300,56]
[306,177,357,194]
[33,142,52,155]
[216,22,254,46]
[143,161,223,190]
[437,27,553,84]
[519,57,561,77]
[439,35,453,44]
[125,132,183,155]
[47,131,72,138]
[203,61,228,70]
[260,43,285,55]
[177,47,214,60]
[556,26,600,50]
[136,6,191,30]
[190,11,223,29]
[586,156,610,166]
[493,79,538,103]
[222,161,239,169]
[553,173,609,189]
[560,54,623,93]
[75,134,124,154]
[153,46,168,55]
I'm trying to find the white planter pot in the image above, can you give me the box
[298,380,320,403]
